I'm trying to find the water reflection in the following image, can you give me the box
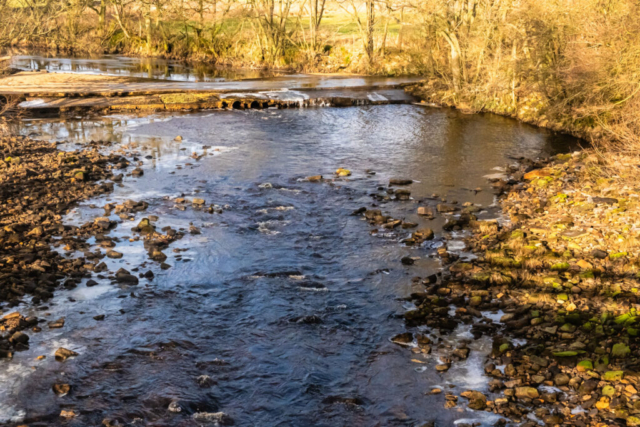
[8,52,279,82]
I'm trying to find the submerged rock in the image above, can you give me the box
[192,412,234,425]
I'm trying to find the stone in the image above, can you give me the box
[335,168,351,177]
[391,332,413,346]
[515,387,539,399]
[55,347,78,362]
[60,410,76,418]
[48,318,65,329]
[115,268,139,284]
[460,390,487,410]
[523,169,550,180]
[453,348,470,359]
[9,331,29,344]
[174,135,183,141]
[306,175,322,182]
[52,383,71,396]
[197,375,215,387]
[603,371,624,381]
[612,343,630,358]
[192,198,205,205]
[401,256,415,266]
[389,178,413,186]
[192,412,233,425]
[436,204,457,213]
[417,206,434,217]
[106,250,123,259]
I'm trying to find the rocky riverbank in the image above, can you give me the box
[0,135,191,364]
[393,150,640,426]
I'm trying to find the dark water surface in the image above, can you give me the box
[1,105,581,426]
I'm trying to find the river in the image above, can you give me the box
[0,56,581,426]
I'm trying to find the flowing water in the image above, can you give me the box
[0,64,583,426]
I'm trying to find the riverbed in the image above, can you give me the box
[0,61,581,426]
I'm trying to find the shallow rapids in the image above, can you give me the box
[1,105,580,426]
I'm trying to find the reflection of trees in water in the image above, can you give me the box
[13,54,277,82]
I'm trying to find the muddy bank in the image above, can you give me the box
[387,150,640,426]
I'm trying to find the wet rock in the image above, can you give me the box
[168,401,182,413]
[115,268,139,284]
[197,375,215,387]
[52,383,71,396]
[389,178,413,186]
[131,168,144,176]
[86,279,99,287]
[395,189,411,200]
[106,250,123,259]
[60,409,76,418]
[401,256,415,266]
[453,348,470,359]
[48,318,65,329]
[93,314,105,321]
[417,207,435,218]
[55,347,78,361]
[335,168,351,177]
[437,204,458,213]
[9,331,29,345]
[460,390,487,410]
[290,315,322,324]
[192,412,234,424]
[391,332,413,346]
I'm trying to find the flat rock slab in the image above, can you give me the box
[0,71,423,97]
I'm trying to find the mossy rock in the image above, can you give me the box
[577,360,593,371]
[612,343,630,358]
[490,257,521,268]
[551,262,570,271]
[553,351,579,357]
[603,370,624,381]
[580,270,595,280]
[471,272,491,283]
[615,313,636,325]
[560,323,576,333]
[160,93,216,104]
[510,230,525,239]
[566,312,581,324]
[610,252,628,260]
[469,296,483,306]
[602,385,615,397]
[627,416,640,426]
